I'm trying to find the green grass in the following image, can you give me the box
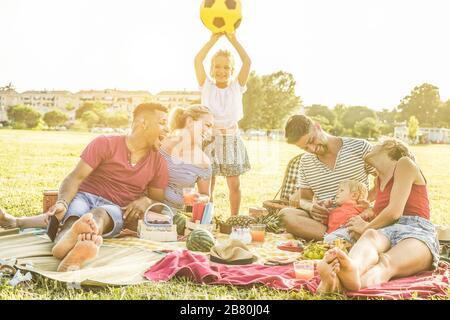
[1,129,449,300]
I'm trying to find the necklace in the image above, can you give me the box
[126,136,142,167]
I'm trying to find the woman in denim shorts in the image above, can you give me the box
[317,139,440,293]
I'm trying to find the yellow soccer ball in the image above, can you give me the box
[200,0,242,34]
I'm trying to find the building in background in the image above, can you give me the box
[75,89,153,116]
[394,124,450,144]
[0,87,19,122]
[19,90,75,115]
[154,90,201,108]
[0,87,201,120]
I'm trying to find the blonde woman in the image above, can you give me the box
[157,105,214,213]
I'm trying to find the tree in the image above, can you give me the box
[7,105,41,128]
[407,116,419,141]
[310,115,333,132]
[75,102,107,125]
[240,71,301,130]
[331,104,348,135]
[107,111,129,128]
[354,117,380,139]
[437,100,450,128]
[377,108,397,135]
[377,108,397,124]
[65,103,75,111]
[333,104,348,122]
[81,111,100,129]
[397,83,441,126]
[305,105,335,124]
[240,72,265,130]
[43,110,68,128]
[341,106,377,131]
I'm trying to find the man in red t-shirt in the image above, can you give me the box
[48,103,170,272]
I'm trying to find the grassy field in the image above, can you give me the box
[0,129,449,300]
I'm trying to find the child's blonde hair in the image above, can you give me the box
[210,50,235,75]
[168,104,212,132]
[339,180,368,202]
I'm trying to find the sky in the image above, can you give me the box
[0,0,449,110]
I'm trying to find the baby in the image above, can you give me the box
[323,180,369,244]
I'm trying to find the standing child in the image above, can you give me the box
[194,32,251,216]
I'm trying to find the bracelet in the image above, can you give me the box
[56,199,68,211]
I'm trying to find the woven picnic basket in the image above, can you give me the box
[262,153,303,215]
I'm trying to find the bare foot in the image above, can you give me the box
[0,208,19,229]
[52,213,98,260]
[317,250,342,294]
[333,248,361,291]
[57,233,103,272]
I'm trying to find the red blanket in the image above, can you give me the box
[144,250,450,299]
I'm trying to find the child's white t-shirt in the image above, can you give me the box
[200,77,246,129]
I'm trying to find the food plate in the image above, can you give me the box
[277,240,304,252]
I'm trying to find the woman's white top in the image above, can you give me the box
[200,77,246,129]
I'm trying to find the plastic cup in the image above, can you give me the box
[250,224,266,244]
[293,260,315,280]
[182,188,197,206]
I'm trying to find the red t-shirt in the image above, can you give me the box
[78,135,168,207]
[327,203,365,233]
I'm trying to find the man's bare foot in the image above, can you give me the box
[333,248,361,291]
[57,233,103,272]
[0,208,19,229]
[317,250,342,294]
[52,213,98,260]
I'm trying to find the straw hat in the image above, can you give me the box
[436,225,450,242]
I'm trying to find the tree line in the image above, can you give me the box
[3,76,449,138]
[239,73,450,139]
[5,102,129,130]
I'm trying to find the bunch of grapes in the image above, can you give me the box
[302,243,328,260]
[302,239,352,260]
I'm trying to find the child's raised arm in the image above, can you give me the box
[194,33,222,87]
[225,33,252,87]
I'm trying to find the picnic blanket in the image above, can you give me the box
[2,230,449,298]
[144,249,319,292]
[108,232,302,265]
[0,230,298,286]
[0,232,164,286]
[144,250,450,300]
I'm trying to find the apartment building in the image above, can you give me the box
[154,90,201,108]
[0,88,201,122]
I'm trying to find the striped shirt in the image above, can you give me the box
[297,138,375,201]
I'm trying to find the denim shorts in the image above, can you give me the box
[378,216,440,269]
[63,192,123,238]
[324,227,355,244]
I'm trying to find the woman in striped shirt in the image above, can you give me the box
[156,105,213,212]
